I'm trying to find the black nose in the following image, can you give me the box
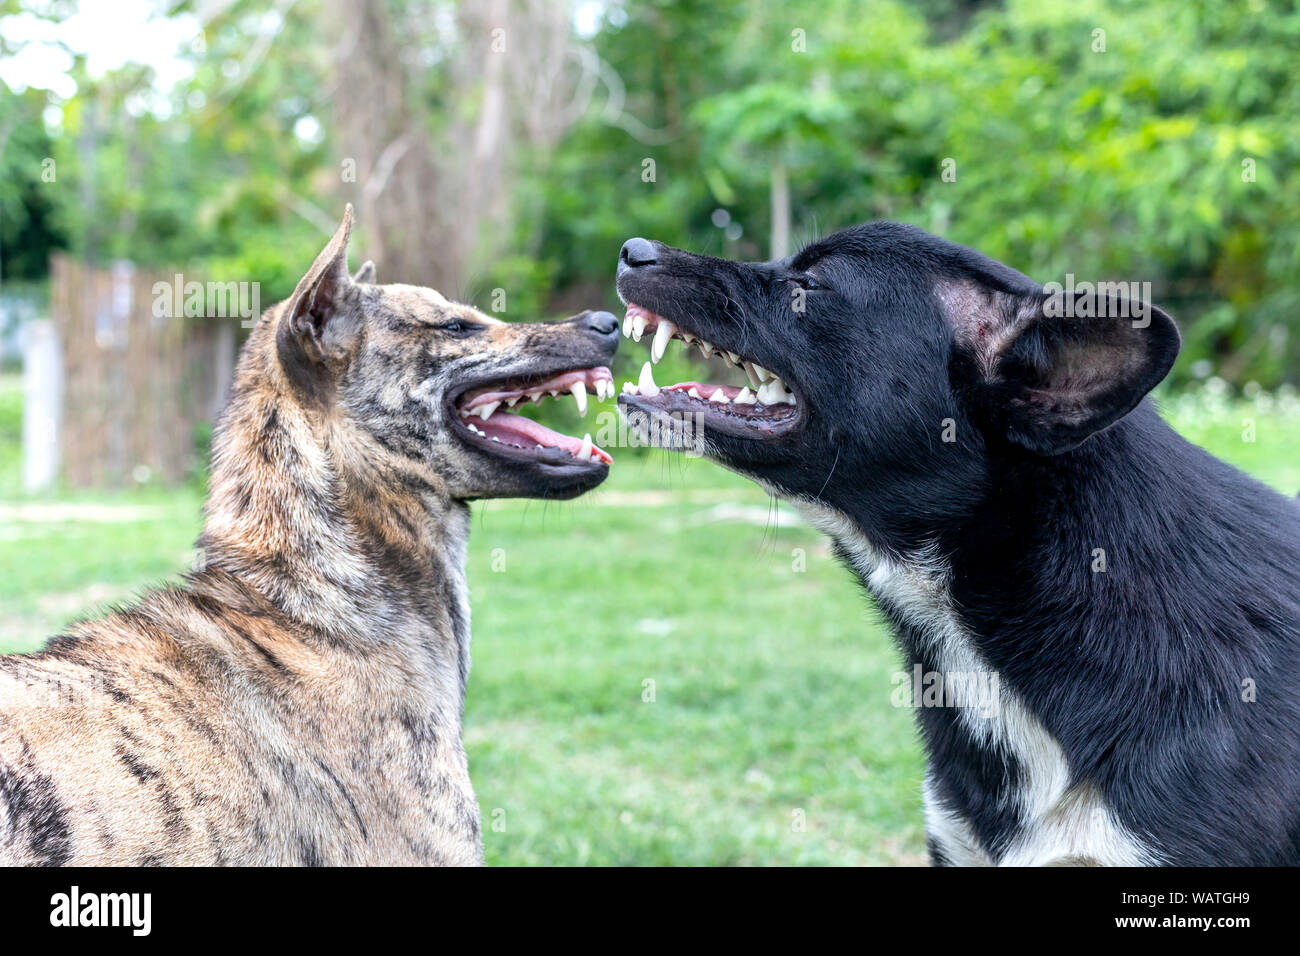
[619,237,658,270]
[580,310,619,336]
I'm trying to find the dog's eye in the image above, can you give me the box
[438,320,482,337]
[795,274,826,291]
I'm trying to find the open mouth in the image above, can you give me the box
[453,367,615,465]
[615,304,800,438]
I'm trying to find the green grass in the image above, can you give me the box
[0,376,1296,865]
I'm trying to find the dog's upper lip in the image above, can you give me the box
[454,367,615,411]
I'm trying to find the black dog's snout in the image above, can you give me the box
[580,310,619,337]
[619,237,658,271]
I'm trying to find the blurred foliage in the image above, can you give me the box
[1,0,1297,388]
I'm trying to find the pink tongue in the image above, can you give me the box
[478,411,613,465]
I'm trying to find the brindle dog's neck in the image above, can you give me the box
[195,375,473,702]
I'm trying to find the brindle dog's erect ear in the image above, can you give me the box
[950,282,1181,455]
[282,204,360,363]
[352,260,377,284]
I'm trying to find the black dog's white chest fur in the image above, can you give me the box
[796,499,1159,866]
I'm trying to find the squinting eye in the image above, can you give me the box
[796,275,825,291]
[439,320,482,336]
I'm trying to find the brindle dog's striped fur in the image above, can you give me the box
[0,207,615,865]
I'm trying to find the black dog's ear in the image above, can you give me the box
[282,205,359,362]
[352,260,376,284]
[947,282,1180,455]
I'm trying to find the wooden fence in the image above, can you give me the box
[48,255,237,487]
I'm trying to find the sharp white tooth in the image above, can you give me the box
[756,380,795,405]
[622,312,633,337]
[735,386,756,404]
[536,443,545,449]
[651,320,675,363]
[687,387,702,399]
[578,433,593,460]
[680,332,695,344]
[698,341,715,357]
[476,401,500,420]
[569,381,588,417]
[506,396,521,407]
[753,364,774,383]
[491,436,500,442]
[622,381,637,395]
[726,351,740,365]
[549,389,560,397]
[709,388,729,404]
[528,391,543,403]
[743,362,762,388]
[632,313,647,341]
[638,361,660,397]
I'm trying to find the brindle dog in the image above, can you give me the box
[0,206,618,865]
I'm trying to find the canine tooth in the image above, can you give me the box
[735,386,756,404]
[709,388,729,404]
[569,381,588,417]
[578,433,593,460]
[687,387,701,399]
[476,401,500,420]
[632,313,647,341]
[622,313,633,337]
[638,361,660,397]
[757,380,796,405]
[651,320,675,364]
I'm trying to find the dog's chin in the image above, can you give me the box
[457,458,610,502]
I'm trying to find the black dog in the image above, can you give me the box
[614,223,1300,866]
